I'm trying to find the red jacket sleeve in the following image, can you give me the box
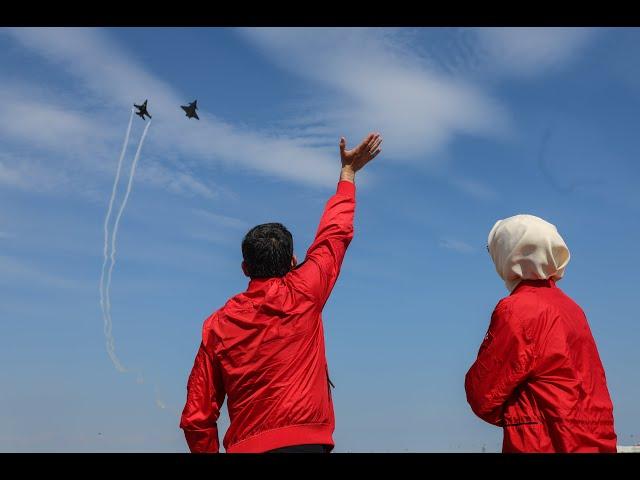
[291,180,355,307]
[180,343,225,453]
[464,300,535,426]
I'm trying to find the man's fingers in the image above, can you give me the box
[368,140,383,158]
[369,136,383,154]
[370,148,382,159]
[360,133,376,151]
[343,132,382,161]
[365,132,379,148]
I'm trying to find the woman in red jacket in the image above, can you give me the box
[465,214,617,453]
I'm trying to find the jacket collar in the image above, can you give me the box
[246,277,277,293]
[511,278,557,295]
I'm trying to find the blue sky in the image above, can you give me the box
[0,27,639,452]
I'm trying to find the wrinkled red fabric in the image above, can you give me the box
[465,279,617,453]
[180,181,355,453]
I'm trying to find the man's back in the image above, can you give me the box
[204,275,335,452]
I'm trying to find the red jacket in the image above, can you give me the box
[180,180,355,453]
[465,279,617,453]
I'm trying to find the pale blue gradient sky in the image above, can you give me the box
[0,27,638,452]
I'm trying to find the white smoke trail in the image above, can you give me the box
[103,119,152,373]
[99,108,134,373]
[154,384,167,410]
[98,114,167,411]
[136,370,169,411]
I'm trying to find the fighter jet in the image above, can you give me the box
[181,100,199,120]
[134,100,151,120]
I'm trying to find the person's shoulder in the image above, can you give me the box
[553,285,584,308]
[202,293,244,332]
[203,293,246,328]
[202,309,220,330]
[493,295,518,316]
[283,264,319,302]
[200,309,221,343]
[501,287,576,342]
[493,292,542,329]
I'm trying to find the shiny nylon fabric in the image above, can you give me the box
[180,181,355,453]
[465,279,617,452]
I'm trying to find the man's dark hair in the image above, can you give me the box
[241,223,294,278]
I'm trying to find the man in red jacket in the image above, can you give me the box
[180,132,382,453]
[465,214,617,453]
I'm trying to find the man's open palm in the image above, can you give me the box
[340,132,382,173]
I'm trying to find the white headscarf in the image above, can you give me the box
[488,214,570,292]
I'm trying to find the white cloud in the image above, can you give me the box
[1,28,339,188]
[182,211,251,248]
[409,28,596,80]
[239,28,510,163]
[135,161,217,199]
[193,209,250,230]
[187,231,238,246]
[0,27,597,200]
[0,80,209,199]
[0,154,72,193]
[0,89,113,154]
[0,255,84,290]
[448,176,498,201]
[474,27,596,77]
[439,238,476,254]
[237,28,597,201]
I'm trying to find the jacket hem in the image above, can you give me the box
[225,423,334,453]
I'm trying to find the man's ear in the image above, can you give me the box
[291,254,298,269]
[241,261,250,278]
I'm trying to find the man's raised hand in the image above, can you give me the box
[339,132,382,182]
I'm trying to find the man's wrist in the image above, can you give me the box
[339,166,356,183]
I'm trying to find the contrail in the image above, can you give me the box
[99,108,134,372]
[103,119,152,373]
[98,113,166,410]
[154,384,167,410]
[136,370,169,411]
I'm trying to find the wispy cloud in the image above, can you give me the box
[1,28,339,189]
[193,209,250,230]
[1,28,596,201]
[0,154,72,193]
[0,82,114,153]
[474,27,597,77]
[239,28,509,163]
[136,161,217,199]
[0,28,594,206]
[0,255,85,290]
[238,28,597,202]
[186,210,251,247]
[438,238,476,254]
[448,176,498,201]
[0,83,135,198]
[404,28,596,81]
